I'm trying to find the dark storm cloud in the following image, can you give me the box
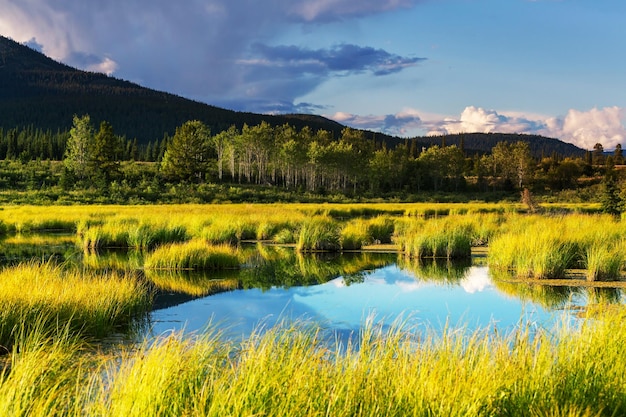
[248,43,425,77]
[0,0,424,113]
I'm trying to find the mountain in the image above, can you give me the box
[0,35,344,143]
[0,35,587,159]
[409,132,587,159]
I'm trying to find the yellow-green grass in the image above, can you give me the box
[4,308,626,416]
[0,262,151,349]
[0,325,88,416]
[295,216,341,252]
[77,220,189,250]
[340,215,396,250]
[340,218,372,250]
[395,217,473,259]
[143,240,242,270]
[488,214,626,280]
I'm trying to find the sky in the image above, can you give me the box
[1,0,625,150]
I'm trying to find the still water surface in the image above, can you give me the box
[148,256,616,342]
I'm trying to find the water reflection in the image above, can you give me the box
[1,234,624,343]
[148,262,575,343]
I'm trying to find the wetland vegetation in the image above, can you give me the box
[1,202,626,416]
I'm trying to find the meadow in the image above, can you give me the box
[1,201,626,416]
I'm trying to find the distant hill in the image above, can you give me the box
[0,35,344,143]
[409,132,587,159]
[0,35,587,159]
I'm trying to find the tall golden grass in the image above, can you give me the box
[488,214,626,280]
[0,261,151,349]
[143,240,242,270]
[2,309,626,416]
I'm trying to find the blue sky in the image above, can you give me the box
[1,0,625,149]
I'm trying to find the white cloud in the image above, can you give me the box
[86,57,118,76]
[460,267,491,294]
[328,108,423,136]
[555,107,626,150]
[330,106,626,150]
[426,106,626,150]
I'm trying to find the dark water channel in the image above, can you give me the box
[4,235,624,343]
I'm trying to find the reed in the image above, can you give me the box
[584,241,626,282]
[296,217,341,252]
[340,219,372,250]
[3,309,626,416]
[0,261,150,349]
[86,310,626,416]
[366,215,395,244]
[488,214,626,279]
[397,217,472,259]
[78,220,189,250]
[143,240,242,270]
[0,323,87,416]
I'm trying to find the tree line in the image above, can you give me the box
[1,116,622,199]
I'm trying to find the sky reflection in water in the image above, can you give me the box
[148,264,577,342]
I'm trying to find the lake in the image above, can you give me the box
[147,250,621,343]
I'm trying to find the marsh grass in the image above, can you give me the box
[0,324,87,417]
[78,220,188,250]
[397,217,472,259]
[296,217,341,252]
[0,261,150,349]
[489,214,626,280]
[366,215,395,243]
[2,309,623,416]
[143,240,241,270]
[340,219,371,250]
[584,241,626,282]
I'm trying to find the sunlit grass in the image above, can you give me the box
[396,216,473,259]
[143,240,242,270]
[3,308,626,416]
[0,261,151,349]
[488,214,626,280]
[296,216,341,252]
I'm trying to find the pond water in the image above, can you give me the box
[146,250,625,343]
[3,234,623,344]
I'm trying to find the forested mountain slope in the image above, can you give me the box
[0,35,586,159]
[0,36,344,143]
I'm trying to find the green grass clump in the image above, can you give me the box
[489,228,578,279]
[340,219,372,250]
[295,217,341,252]
[396,217,472,259]
[0,326,87,416]
[78,220,189,250]
[488,214,626,280]
[144,240,242,270]
[366,215,395,243]
[0,261,150,349]
[583,240,626,282]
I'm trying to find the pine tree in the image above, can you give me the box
[161,120,211,182]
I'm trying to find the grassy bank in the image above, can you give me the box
[0,262,151,350]
[2,308,626,416]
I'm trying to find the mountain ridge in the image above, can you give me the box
[0,35,586,158]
